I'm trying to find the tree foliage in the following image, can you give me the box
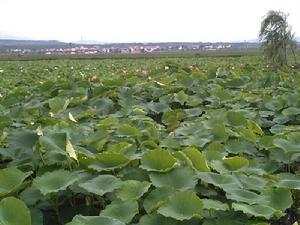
[259,10,297,66]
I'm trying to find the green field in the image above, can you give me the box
[1,54,300,225]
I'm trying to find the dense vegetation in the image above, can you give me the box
[1,56,300,225]
[259,10,297,66]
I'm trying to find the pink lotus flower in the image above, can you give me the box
[90,75,97,81]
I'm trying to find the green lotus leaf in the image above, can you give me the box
[202,199,229,211]
[264,98,284,112]
[269,148,289,163]
[115,180,151,201]
[19,187,44,206]
[66,215,125,225]
[174,90,188,105]
[261,188,292,211]
[273,138,300,154]
[100,200,138,224]
[39,133,67,153]
[81,128,109,147]
[236,127,256,143]
[225,139,257,155]
[0,197,31,225]
[206,153,227,167]
[210,124,229,142]
[140,148,178,172]
[0,115,12,130]
[30,208,43,225]
[102,78,124,88]
[7,129,39,167]
[32,170,79,195]
[117,86,139,107]
[97,116,119,130]
[184,107,203,118]
[236,174,268,191]
[157,190,203,221]
[107,142,136,158]
[78,175,122,196]
[247,120,264,136]
[258,136,275,150]
[206,108,227,124]
[49,97,69,113]
[8,129,38,152]
[223,156,249,171]
[232,203,278,219]
[0,167,32,197]
[160,135,181,150]
[147,102,171,113]
[225,78,246,88]
[246,223,270,225]
[275,173,300,190]
[211,159,248,174]
[118,167,150,182]
[182,147,210,172]
[203,217,246,225]
[162,109,186,131]
[143,187,177,214]
[140,140,160,151]
[227,111,247,127]
[178,76,194,88]
[182,134,212,148]
[272,139,290,152]
[282,107,300,116]
[274,113,296,124]
[175,123,213,148]
[150,166,198,190]
[92,98,116,116]
[116,124,142,137]
[198,172,243,190]
[186,94,204,107]
[226,189,266,205]
[138,214,179,225]
[213,88,231,101]
[270,124,300,134]
[88,153,130,172]
[39,132,76,164]
[139,214,201,225]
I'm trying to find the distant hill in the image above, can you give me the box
[0,39,75,50]
[0,39,68,46]
[74,40,107,45]
[0,38,261,52]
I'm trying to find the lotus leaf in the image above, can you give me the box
[0,197,31,225]
[182,147,210,172]
[100,200,138,224]
[157,190,203,221]
[67,215,125,225]
[89,153,130,171]
[140,148,178,172]
[0,167,32,197]
[202,199,229,211]
[232,203,278,219]
[143,187,177,213]
[227,111,247,127]
[115,180,151,201]
[150,166,198,190]
[79,175,122,196]
[33,170,79,195]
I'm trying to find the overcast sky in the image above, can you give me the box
[0,0,299,43]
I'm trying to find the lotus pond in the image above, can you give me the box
[1,56,300,225]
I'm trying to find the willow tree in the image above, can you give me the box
[259,10,297,66]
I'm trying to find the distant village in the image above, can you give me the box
[0,40,260,55]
